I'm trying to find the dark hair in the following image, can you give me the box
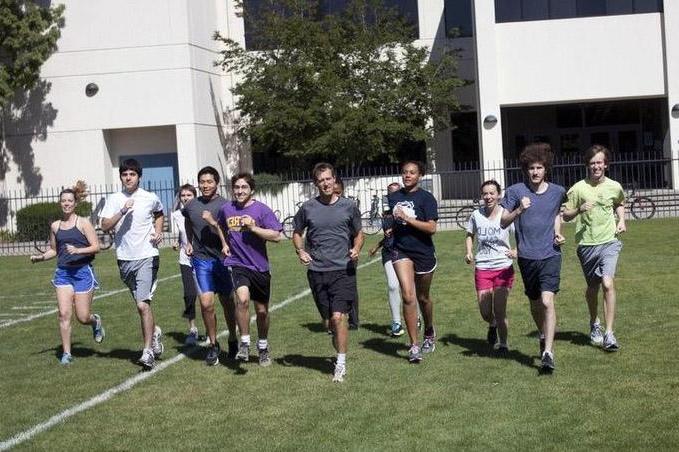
[119,158,142,177]
[519,142,553,178]
[312,162,335,181]
[197,166,220,184]
[178,183,197,197]
[387,182,401,191]
[231,172,255,191]
[334,175,344,191]
[584,144,610,165]
[480,180,502,193]
[400,160,426,176]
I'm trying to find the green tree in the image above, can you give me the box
[0,0,64,190]
[215,0,464,172]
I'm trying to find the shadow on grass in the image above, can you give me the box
[359,322,391,337]
[275,354,333,375]
[525,329,591,347]
[300,322,327,333]
[177,341,246,374]
[440,333,536,370]
[360,337,408,360]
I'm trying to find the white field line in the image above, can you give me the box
[0,274,181,330]
[11,307,52,310]
[0,258,379,451]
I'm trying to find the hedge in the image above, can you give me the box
[16,201,92,241]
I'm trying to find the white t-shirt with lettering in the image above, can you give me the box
[466,207,514,270]
[101,188,164,261]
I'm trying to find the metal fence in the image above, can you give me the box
[1,156,678,255]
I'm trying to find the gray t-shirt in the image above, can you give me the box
[501,182,566,260]
[182,195,227,260]
[466,207,514,270]
[293,196,362,272]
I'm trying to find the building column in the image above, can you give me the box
[663,2,679,189]
[472,0,504,187]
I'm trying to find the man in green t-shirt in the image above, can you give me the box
[563,145,626,351]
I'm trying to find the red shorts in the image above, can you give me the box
[474,266,515,291]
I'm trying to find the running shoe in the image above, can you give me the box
[541,351,555,373]
[408,344,423,363]
[92,314,105,343]
[332,363,346,382]
[60,352,73,365]
[422,333,436,354]
[494,342,509,354]
[590,320,604,346]
[185,327,199,346]
[206,341,220,366]
[151,325,164,358]
[227,340,238,359]
[487,325,498,345]
[139,348,154,370]
[236,342,250,362]
[603,332,619,352]
[390,322,405,337]
[258,347,271,367]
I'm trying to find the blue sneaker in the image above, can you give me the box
[92,314,105,343]
[390,322,405,337]
[60,352,73,365]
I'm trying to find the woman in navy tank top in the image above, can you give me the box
[29,182,105,365]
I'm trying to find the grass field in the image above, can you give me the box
[0,219,677,451]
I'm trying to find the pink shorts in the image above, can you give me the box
[475,266,515,291]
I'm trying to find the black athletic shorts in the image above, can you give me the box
[307,268,357,320]
[517,254,562,300]
[229,266,271,303]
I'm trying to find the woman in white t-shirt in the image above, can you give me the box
[464,180,517,352]
[172,184,200,345]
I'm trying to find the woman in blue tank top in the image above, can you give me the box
[29,182,105,365]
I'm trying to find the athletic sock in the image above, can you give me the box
[336,353,346,366]
[257,339,268,350]
[241,334,250,345]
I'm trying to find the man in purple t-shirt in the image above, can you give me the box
[207,173,282,367]
[501,143,565,374]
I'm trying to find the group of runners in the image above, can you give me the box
[30,141,626,379]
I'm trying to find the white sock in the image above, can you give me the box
[336,353,346,366]
[241,334,250,345]
[257,339,268,350]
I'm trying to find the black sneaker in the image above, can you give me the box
[227,340,238,359]
[541,351,555,373]
[487,325,498,345]
[206,341,220,366]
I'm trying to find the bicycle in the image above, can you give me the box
[455,199,481,230]
[360,192,383,236]
[281,201,304,239]
[626,186,656,220]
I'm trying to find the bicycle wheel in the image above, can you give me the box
[630,197,655,220]
[455,206,475,230]
[361,212,382,235]
[33,235,50,254]
[282,216,295,239]
[98,229,114,250]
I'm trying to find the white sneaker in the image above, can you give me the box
[151,325,164,358]
[139,348,154,370]
[332,363,346,382]
[590,320,604,346]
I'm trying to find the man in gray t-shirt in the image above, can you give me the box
[292,163,363,383]
[182,166,237,366]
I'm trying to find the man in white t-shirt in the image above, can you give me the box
[100,159,165,370]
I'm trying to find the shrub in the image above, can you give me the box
[16,201,92,241]
[254,173,286,195]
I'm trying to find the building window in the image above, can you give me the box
[244,0,419,50]
[444,0,474,38]
[495,0,663,23]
